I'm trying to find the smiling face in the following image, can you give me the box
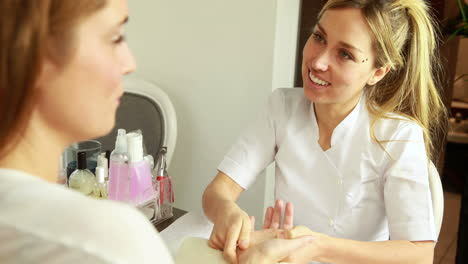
[302,7,388,107]
[36,0,135,143]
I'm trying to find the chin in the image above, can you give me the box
[75,118,115,142]
[95,118,116,139]
[304,85,327,104]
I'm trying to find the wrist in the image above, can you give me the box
[214,199,238,219]
[315,234,336,263]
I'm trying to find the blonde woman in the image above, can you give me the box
[203,0,447,263]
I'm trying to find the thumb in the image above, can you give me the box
[238,217,252,249]
[250,216,255,232]
[269,236,315,261]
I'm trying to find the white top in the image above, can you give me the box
[0,168,174,264]
[219,88,436,242]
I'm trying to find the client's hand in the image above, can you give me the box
[237,236,315,264]
[282,226,331,263]
[263,200,294,230]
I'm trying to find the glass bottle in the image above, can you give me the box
[93,166,108,199]
[69,151,96,196]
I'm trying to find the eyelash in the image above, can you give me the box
[312,32,325,43]
[113,34,126,45]
[339,49,353,60]
[311,31,355,61]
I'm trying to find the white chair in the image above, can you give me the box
[96,75,177,167]
[428,161,444,239]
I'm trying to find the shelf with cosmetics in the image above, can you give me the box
[60,129,174,225]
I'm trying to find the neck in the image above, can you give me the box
[314,92,362,132]
[0,110,71,183]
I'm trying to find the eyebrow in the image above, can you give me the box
[316,23,364,54]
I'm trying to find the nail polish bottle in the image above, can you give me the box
[93,166,108,199]
[127,132,154,206]
[108,129,130,202]
[69,151,96,196]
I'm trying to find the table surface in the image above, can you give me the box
[154,207,188,232]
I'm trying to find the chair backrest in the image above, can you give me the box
[95,76,177,167]
[428,161,444,239]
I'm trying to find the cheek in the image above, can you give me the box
[302,40,317,63]
[334,67,369,91]
[37,53,121,140]
[81,52,122,96]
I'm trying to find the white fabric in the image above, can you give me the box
[218,88,436,243]
[428,161,444,238]
[0,168,174,264]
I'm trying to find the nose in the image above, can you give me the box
[310,49,329,72]
[121,43,137,75]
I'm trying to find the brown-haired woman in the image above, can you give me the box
[0,1,177,263]
[0,1,315,263]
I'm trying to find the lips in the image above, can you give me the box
[308,72,330,86]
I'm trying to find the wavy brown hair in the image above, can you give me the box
[318,0,448,163]
[0,0,107,159]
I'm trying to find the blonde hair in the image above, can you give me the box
[318,0,447,162]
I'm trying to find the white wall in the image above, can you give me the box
[126,0,279,224]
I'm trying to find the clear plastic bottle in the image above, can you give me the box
[93,166,108,199]
[97,153,109,182]
[108,129,130,201]
[69,151,96,196]
[127,132,154,206]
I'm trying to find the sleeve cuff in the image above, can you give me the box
[389,220,437,242]
[217,156,257,190]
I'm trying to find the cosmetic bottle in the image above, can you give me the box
[154,147,174,221]
[97,153,109,182]
[108,129,130,202]
[93,166,108,199]
[127,132,155,206]
[144,154,154,170]
[69,151,96,196]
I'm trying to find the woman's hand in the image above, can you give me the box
[208,200,253,264]
[238,236,315,264]
[263,200,294,230]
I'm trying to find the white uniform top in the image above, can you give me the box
[219,88,436,242]
[0,168,174,264]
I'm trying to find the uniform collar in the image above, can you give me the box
[309,94,365,147]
